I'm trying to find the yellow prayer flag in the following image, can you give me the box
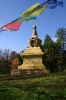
[30,5,48,16]
[22,3,48,17]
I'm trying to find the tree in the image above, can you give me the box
[0,49,11,74]
[11,58,20,69]
[16,53,23,64]
[55,27,66,54]
[10,51,17,61]
[2,49,11,60]
[0,49,23,74]
[55,28,66,70]
[11,52,23,69]
[42,34,58,72]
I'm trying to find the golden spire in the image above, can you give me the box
[32,24,38,38]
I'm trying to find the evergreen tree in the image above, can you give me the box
[55,28,66,70]
[42,34,58,72]
[55,28,66,54]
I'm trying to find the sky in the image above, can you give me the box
[0,0,66,53]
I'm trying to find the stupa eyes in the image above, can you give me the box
[31,40,35,47]
[30,38,36,47]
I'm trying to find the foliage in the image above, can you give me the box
[10,51,17,61]
[42,34,58,72]
[11,53,23,68]
[55,28,66,71]
[55,27,66,52]
[0,49,23,74]
[11,58,20,68]
[42,28,66,72]
[16,53,23,64]
[0,49,11,74]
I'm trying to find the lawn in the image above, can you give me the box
[0,72,66,100]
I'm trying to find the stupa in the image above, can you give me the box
[18,25,47,71]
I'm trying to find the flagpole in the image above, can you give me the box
[41,0,49,6]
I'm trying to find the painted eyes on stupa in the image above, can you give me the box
[30,39,36,47]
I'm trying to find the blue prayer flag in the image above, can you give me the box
[42,0,64,9]
[48,1,64,9]
[0,28,6,33]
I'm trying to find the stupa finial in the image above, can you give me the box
[32,24,38,38]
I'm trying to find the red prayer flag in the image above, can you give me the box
[2,22,22,31]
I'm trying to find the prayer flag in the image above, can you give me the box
[22,3,48,17]
[42,0,64,9]
[2,22,22,31]
[16,16,36,22]
[0,28,6,33]
[1,16,36,31]
[48,1,63,9]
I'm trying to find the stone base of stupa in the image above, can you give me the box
[11,69,49,76]
[18,47,45,70]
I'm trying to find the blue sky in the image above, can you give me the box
[0,0,66,53]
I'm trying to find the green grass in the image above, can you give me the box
[0,73,66,100]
